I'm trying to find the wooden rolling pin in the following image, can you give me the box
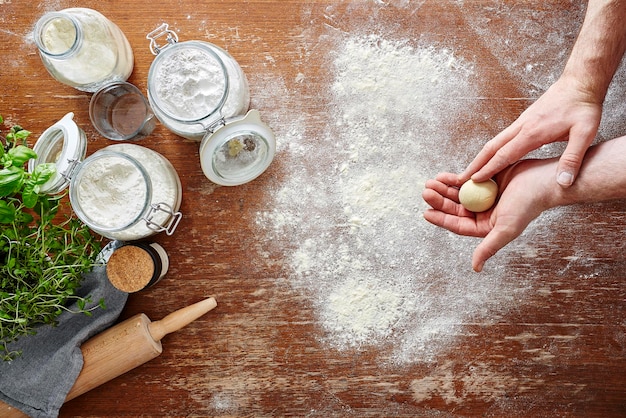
[0,297,217,418]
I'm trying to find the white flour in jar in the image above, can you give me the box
[41,17,77,54]
[37,9,131,87]
[74,144,181,241]
[151,45,249,124]
[75,154,147,230]
[153,47,226,120]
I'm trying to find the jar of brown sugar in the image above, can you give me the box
[106,242,169,293]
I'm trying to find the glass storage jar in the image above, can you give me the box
[34,8,134,92]
[29,113,182,241]
[145,23,250,140]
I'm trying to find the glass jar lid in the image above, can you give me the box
[28,112,87,194]
[147,24,229,124]
[199,109,276,186]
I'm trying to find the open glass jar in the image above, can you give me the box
[34,8,134,93]
[28,113,182,241]
[145,24,276,186]
[145,23,250,140]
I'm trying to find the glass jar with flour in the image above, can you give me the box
[28,113,182,241]
[34,8,134,92]
[145,23,250,140]
[145,24,276,186]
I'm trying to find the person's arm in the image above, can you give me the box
[564,0,626,105]
[549,134,626,205]
[423,135,626,272]
[461,0,626,188]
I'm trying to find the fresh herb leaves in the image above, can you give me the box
[0,115,103,360]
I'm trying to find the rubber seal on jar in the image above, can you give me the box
[28,112,87,194]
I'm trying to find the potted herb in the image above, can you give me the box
[0,115,103,360]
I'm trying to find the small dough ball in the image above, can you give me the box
[458,179,498,212]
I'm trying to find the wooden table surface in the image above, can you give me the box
[2,0,626,416]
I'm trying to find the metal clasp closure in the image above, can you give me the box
[147,23,179,55]
[60,158,81,182]
[143,202,182,235]
[205,117,227,134]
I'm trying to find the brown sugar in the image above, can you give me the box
[106,245,155,293]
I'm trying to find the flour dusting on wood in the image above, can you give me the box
[255,29,522,363]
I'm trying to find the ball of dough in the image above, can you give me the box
[458,179,498,212]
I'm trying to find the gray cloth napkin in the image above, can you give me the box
[0,264,128,418]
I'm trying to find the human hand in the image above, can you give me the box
[423,158,557,272]
[460,76,602,188]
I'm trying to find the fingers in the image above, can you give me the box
[471,131,549,184]
[471,223,518,272]
[423,208,485,237]
[422,177,484,237]
[423,208,461,231]
[434,172,463,188]
[459,124,522,182]
[422,179,466,219]
[556,124,596,187]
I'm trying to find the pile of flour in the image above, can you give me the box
[255,32,523,363]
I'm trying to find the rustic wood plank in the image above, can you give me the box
[1,0,625,416]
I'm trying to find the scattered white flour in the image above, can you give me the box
[463,1,586,96]
[600,56,626,141]
[460,1,626,155]
[256,32,522,363]
[251,2,626,365]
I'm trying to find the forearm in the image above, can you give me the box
[548,136,626,207]
[561,0,626,103]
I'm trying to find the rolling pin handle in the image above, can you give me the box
[148,297,218,341]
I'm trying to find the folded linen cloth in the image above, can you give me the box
[0,264,128,418]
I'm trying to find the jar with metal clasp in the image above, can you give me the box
[28,113,183,241]
[34,8,134,93]
[145,23,250,141]
[146,24,277,186]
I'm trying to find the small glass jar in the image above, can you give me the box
[34,8,134,92]
[29,113,182,241]
[145,23,250,140]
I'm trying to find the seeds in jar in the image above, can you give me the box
[215,135,262,176]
